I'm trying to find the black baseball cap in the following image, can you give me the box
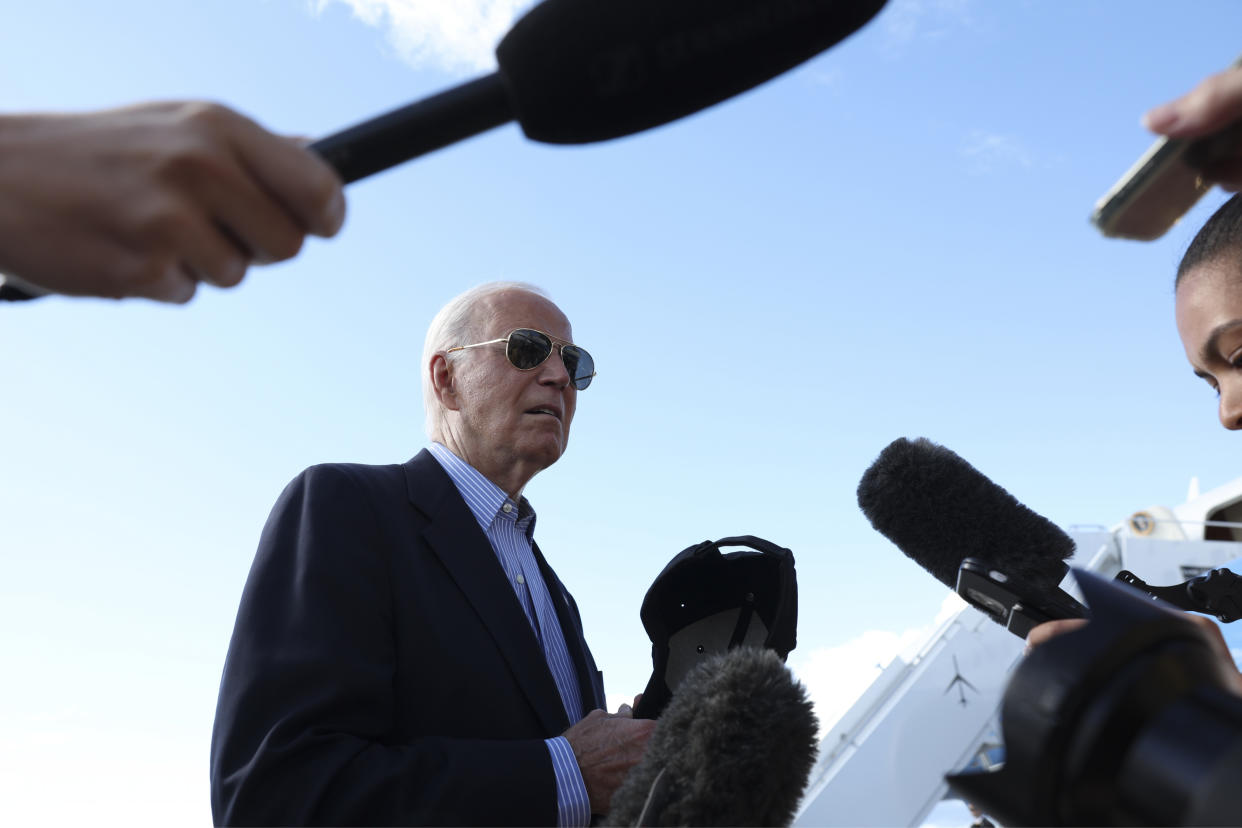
[633,535,798,719]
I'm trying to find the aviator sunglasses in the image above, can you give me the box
[446,328,596,390]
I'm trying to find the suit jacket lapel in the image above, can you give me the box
[403,451,570,735]
[532,541,606,716]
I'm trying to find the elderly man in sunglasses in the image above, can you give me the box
[210,281,654,827]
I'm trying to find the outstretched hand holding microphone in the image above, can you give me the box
[0,102,347,304]
[4,3,1240,305]
[0,0,890,305]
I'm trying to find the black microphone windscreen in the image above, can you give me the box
[497,0,890,144]
[605,647,818,827]
[856,437,1075,592]
[313,0,889,182]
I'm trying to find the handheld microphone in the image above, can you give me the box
[856,437,1087,638]
[310,0,891,183]
[605,647,818,827]
[0,0,890,303]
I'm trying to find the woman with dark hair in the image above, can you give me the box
[1148,59,1242,428]
[1175,193,1242,430]
[1028,63,1242,667]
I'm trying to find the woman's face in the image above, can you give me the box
[1176,258,1242,430]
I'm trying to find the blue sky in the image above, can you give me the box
[3,1,1242,824]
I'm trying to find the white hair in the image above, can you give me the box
[421,281,550,439]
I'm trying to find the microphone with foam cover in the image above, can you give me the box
[310,0,890,183]
[605,647,818,827]
[856,437,1087,636]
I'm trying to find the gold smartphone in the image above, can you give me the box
[1092,58,1242,241]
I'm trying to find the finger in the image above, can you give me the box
[134,261,198,304]
[1197,157,1242,192]
[122,190,252,288]
[226,115,346,238]
[615,703,633,718]
[192,155,309,266]
[136,277,197,304]
[1187,614,1233,659]
[128,249,199,303]
[178,219,252,288]
[1144,67,1242,138]
[56,235,199,304]
[1183,614,1242,693]
[128,109,308,268]
[1024,618,1088,654]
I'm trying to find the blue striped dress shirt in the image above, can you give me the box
[428,442,592,827]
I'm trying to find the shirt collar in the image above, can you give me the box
[428,442,537,536]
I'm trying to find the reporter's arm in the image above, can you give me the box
[0,101,345,303]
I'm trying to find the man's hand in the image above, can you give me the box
[1027,614,1242,695]
[1144,63,1242,192]
[1023,617,1088,654]
[564,704,656,816]
[0,101,346,303]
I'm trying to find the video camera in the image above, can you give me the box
[947,569,1242,826]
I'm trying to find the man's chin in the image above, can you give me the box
[520,437,566,472]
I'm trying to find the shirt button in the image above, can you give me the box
[517,574,526,585]
[502,503,513,513]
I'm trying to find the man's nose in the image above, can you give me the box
[539,344,572,387]
[1220,378,1242,430]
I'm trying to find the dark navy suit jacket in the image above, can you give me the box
[210,450,606,826]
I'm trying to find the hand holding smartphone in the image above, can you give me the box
[1092,55,1242,241]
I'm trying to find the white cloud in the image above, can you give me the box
[312,0,536,73]
[960,129,1035,175]
[790,593,965,736]
[808,68,844,90]
[880,0,976,47]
